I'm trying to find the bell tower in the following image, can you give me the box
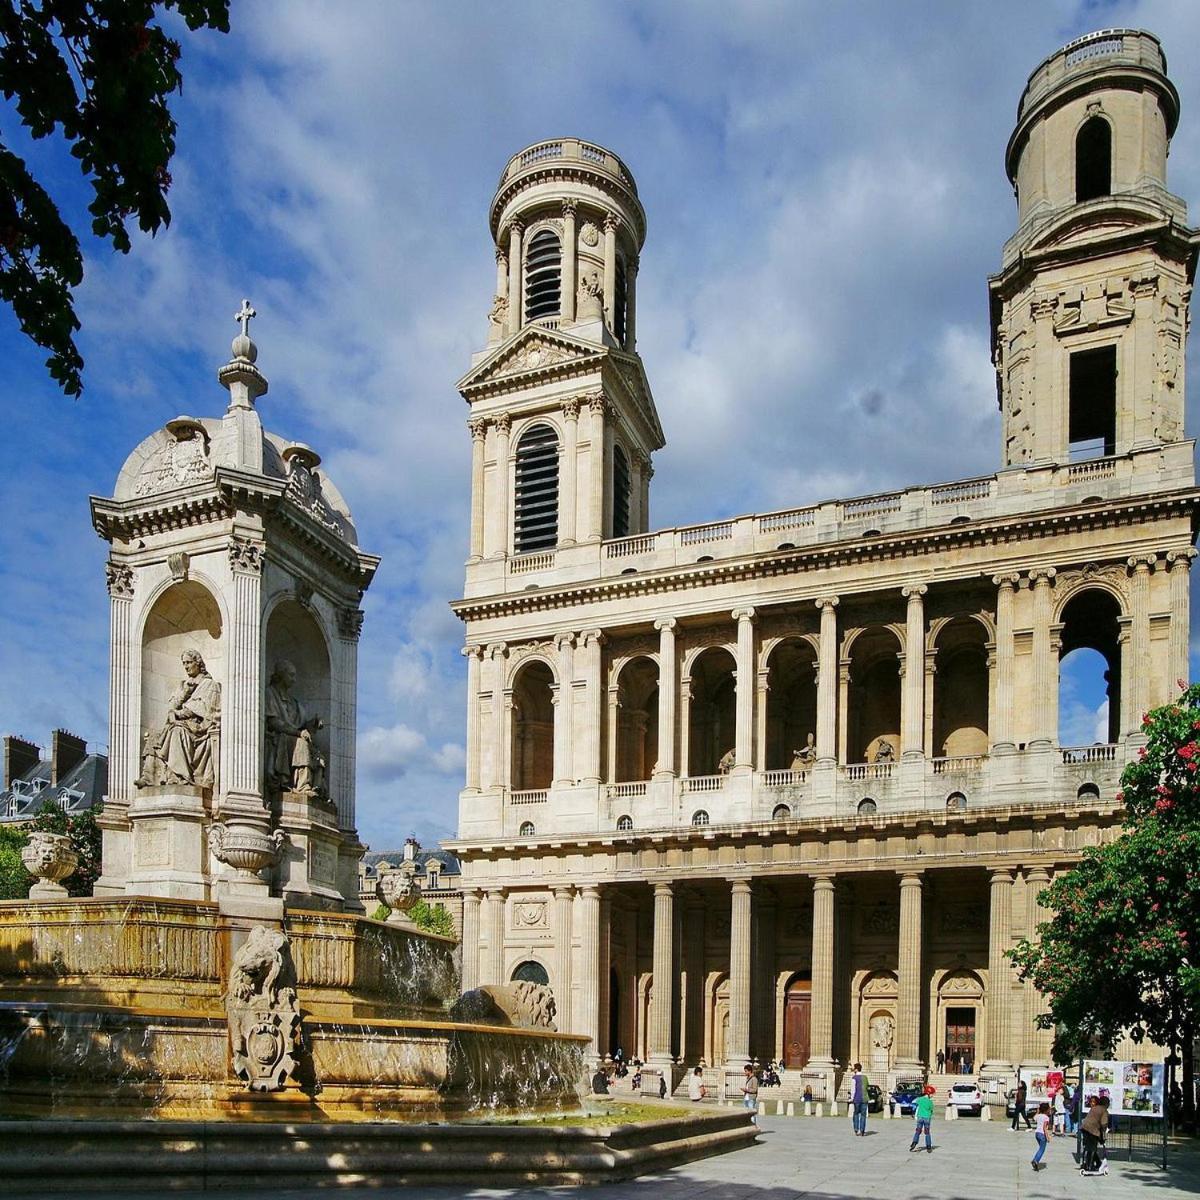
[990,29,1198,472]
[458,140,664,584]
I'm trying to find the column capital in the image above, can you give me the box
[493,411,512,436]
[579,883,604,900]
[485,886,507,899]
[1024,866,1051,884]
[463,887,483,903]
[486,641,508,661]
[1126,553,1157,573]
[462,643,484,661]
[554,631,577,652]
[815,595,839,611]
[1028,566,1057,586]
[468,416,488,441]
[732,606,757,624]
[561,396,581,421]
[811,874,837,893]
[729,878,753,895]
[992,571,1021,589]
[653,880,675,898]
[552,884,576,900]
[989,868,1015,884]
[603,212,621,234]
[494,245,507,266]
[228,536,265,575]
[561,198,578,219]
[580,628,605,648]
[104,559,134,598]
[506,219,524,240]
[1167,547,1198,570]
[898,871,924,886]
[902,583,928,600]
[586,390,610,418]
[654,617,678,633]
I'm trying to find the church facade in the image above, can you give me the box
[448,30,1199,1097]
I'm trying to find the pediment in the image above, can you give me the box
[458,326,605,394]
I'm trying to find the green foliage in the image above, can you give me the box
[370,902,390,923]
[0,0,231,394]
[371,897,457,939]
[1010,683,1200,1069]
[29,799,102,896]
[0,822,32,899]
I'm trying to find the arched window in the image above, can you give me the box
[612,444,631,539]
[772,803,791,821]
[616,814,633,831]
[519,820,535,837]
[857,797,878,818]
[1076,117,1112,203]
[946,791,967,811]
[613,255,628,344]
[1077,782,1100,801]
[524,229,562,320]
[514,424,559,553]
[511,960,550,986]
[691,809,710,826]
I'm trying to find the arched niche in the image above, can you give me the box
[932,618,990,757]
[512,659,555,790]
[264,598,332,794]
[139,580,224,789]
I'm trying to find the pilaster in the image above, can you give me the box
[901,585,927,759]
[649,882,675,1064]
[895,872,924,1073]
[654,618,678,777]
[983,869,1015,1076]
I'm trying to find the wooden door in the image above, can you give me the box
[944,1006,976,1068]
[784,982,812,1068]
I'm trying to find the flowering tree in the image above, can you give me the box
[1010,684,1200,1127]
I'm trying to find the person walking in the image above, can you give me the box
[850,1063,869,1136]
[1031,1102,1051,1171]
[1011,1078,1032,1131]
[741,1064,759,1124]
[1079,1095,1110,1176]
[936,1048,945,1072]
[909,1085,935,1153]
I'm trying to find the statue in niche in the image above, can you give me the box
[136,649,221,789]
[577,268,604,320]
[872,738,896,764]
[265,659,326,795]
[791,734,817,770]
[717,747,736,774]
[870,1014,895,1051]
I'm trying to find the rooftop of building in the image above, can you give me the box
[1,732,107,823]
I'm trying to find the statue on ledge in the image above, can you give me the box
[872,738,896,764]
[135,649,221,789]
[265,659,326,795]
[790,733,817,770]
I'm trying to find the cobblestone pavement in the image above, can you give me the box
[12,1114,1199,1199]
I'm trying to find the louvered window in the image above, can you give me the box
[514,423,559,552]
[613,256,627,344]
[525,230,562,320]
[612,444,631,539]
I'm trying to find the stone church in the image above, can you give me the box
[447,30,1198,1098]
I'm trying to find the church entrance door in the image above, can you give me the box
[784,977,811,1068]
[945,1006,977,1072]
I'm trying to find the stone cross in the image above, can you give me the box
[235,298,256,338]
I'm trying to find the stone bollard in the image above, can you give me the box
[829,1100,840,1117]
[946,1103,958,1121]
[882,1102,891,1119]
[758,1101,766,1116]
[785,1101,794,1117]
[980,1103,991,1121]
[804,1101,813,1117]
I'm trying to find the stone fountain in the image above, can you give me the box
[0,311,753,1189]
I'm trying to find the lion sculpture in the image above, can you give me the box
[449,981,558,1031]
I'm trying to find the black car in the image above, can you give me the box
[890,1081,924,1115]
[867,1083,884,1114]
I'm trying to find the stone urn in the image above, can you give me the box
[376,865,421,926]
[22,831,78,900]
[209,822,286,880]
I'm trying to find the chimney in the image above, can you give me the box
[4,736,41,789]
[403,835,420,862]
[51,729,88,787]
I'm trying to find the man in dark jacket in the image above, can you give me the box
[1012,1078,1032,1130]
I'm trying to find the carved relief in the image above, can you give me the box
[134,419,213,497]
[503,338,570,374]
[939,903,987,934]
[339,607,365,640]
[513,899,548,929]
[580,221,600,247]
[861,902,899,936]
[283,446,345,538]
[228,537,264,575]
[226,925,302,1093]
[105,560,134,598]
[168,552,190,583]
[450,982,557,1030]
[578,269,604,320]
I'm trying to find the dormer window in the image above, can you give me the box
[525,229,562,321]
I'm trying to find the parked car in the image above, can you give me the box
[866,1083,884,1114]
[890,1081,924,1116]
[948,1081,983,1116]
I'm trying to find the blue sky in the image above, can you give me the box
[1,1,1198,850]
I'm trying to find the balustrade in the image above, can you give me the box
[1060,744,1117,764]
[510,789,549,805]
[931,755,986,774]
[761,768,809,787]
[681,774,724,793]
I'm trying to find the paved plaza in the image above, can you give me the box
[14,1114,1198,1200]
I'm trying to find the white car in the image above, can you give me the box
[948,1082,983,1115]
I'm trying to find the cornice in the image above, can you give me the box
[452,488,1200,623]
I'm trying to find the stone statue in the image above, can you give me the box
[376,861,421,924]
[488,293,508,334]
[870,1014,895,1051]
[872,738,896,764]
[450,981,558,1030]
[265,660,326,795]
[225,925,301,1093]
[578,268,604,320]
[22,830,78,899]
[791,734,817,770]
[136,649,221,789]
[717,748,736,775]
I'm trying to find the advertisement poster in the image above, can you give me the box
[1081,1060,1165,1117]
[1018,1068,1064,1107]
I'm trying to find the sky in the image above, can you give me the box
[1,0,1199,850]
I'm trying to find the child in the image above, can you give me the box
[1031,1102,1051,1171]
[909,1085,935,1153]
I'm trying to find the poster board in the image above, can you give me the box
[1081,1060,1165,1117]
[1017,1067,1064,1108]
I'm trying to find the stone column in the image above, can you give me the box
[105,562,136,808]
[755,667,770,772]
[1126,555,1155,737]
[727,879,753,1065]
[733,608,757,770]
[506,221,523,335]
[553,633,576,785]
[553,886,574,1015]
[895,873,924,1073]
[462,645,483,793]
[1028,568,1057,746]
[559,398,580,546]
[815,597,839,765]
[468,417,487,562]
[586,392,607,542]
[640,457,652,533]
[579,630,604,784]
[225,540,265,808]
[1022,867,1052,1064]
[626,258,638,349]
[992,574,1020,752]
[460,889,482,992]
[1167,550,1195,690]
[603,214,619,328]
[576,885,603,1051]
[628,451,644,533]
[983,869,1014,1075]
[808,875,837,1071]
[484,888,506,985]
[1030,295,1059,461]
[561,200,577,323]
[606,684,621,783]
[649,882,676,1064]
[654,619,678,777]
[491,414,511,559]
[494,245,508,312]
[485,643,508,790]
[901,585,927,759]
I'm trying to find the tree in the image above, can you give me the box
[1010,684,1200,1128]
[28,798,102,895]
[1,0,230,395]
[372,897,457,940]
[0,822,30,899]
